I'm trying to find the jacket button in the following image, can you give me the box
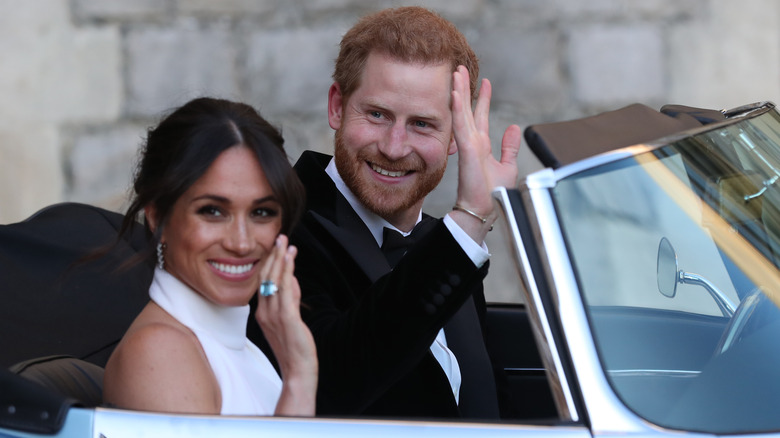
[448,274,461,286]
[424,303,437,314]
[439,284,452,296]
[432,293,445,305]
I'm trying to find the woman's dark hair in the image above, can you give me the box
[119,97,305,264]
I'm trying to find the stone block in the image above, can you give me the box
[0,126,63,224]
[488,0,558,24]
[0,0,122,124]
[65,124,144,212]
[295,0,363,11]
[569,25,664,106]
[52,28,123,122]
[391,0,484,21]
[553,0,703,21]
[245,27,338,116]
[71,0,168,21]
[125,20,241,117]
[474,28,565,116]
[668,0,780,109]
[274,114,335,161]
[176,0,275,15]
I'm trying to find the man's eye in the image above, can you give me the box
[370,111,382,119]
[414,120,429,128]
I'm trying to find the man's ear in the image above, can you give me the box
[327,82,344,130]
[448,136,457,155]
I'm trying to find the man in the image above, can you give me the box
[251,6,521,419]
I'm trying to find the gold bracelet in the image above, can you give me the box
[452,204,493,231]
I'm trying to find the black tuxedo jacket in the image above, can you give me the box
[251,151,499,419]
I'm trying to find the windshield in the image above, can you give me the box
[554,106,780,434]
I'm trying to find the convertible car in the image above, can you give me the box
[3,100,780,437]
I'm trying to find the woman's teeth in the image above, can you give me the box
[210,262,253,275]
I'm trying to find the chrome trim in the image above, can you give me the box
[503,367,548,377]
[607,369,701,378]
[523,168,557,190]
[722,100,774,117]
[551,147,650,182]
[679,271,736,317]
[493,187,578,421]
[91,407,591,438]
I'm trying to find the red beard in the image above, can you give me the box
[333,127,446,220]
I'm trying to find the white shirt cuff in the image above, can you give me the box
[443,213,490,268]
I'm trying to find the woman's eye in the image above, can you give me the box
[252,207,279,218]
[197,205,222,217]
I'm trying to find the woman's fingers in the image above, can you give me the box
[256,235,302,324]
[258,236,281,285]
[256,235,286,322]
[267,235,286,287]
[254,235,315,379]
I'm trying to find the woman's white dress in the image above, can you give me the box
[148,268,282,415]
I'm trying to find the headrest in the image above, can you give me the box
[10,355,104,408]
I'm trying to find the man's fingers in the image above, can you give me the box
[474,78,491,133]
[488,124,522,189]
[500,124,522,166]
[451,67,472,134]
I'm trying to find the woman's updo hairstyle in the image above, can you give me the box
[120,97,305,264]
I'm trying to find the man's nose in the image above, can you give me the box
[378,122,410,160]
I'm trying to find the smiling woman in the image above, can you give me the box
[147,147,282,308]
[102,97,317,417]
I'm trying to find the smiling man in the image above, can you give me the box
[248,6,521,419]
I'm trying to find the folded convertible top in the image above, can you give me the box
[524,103,726,169]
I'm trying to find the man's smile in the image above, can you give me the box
[370,162,411,178]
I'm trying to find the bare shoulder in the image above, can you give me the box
[103,303,220,414]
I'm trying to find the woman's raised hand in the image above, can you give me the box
[255,234,318,416]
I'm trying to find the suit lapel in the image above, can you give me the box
[296,151,391,283]
[309,208,390,283]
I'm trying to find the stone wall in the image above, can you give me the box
[2,0,779,302]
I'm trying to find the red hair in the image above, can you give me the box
[333,7,479,102]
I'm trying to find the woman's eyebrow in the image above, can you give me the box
[190,194,278,204]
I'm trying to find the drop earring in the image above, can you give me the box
[156,242,167,270]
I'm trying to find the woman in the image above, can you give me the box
[103,97,316,416]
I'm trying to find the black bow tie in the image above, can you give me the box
[380,218,435,268]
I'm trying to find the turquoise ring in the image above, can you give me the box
[260,280,278,297]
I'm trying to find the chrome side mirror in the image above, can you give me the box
[656,237,736,317]
[656,237,678,298]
